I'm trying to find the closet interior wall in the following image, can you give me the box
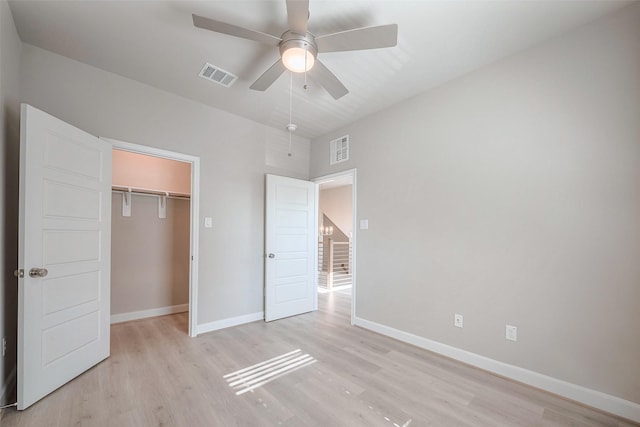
[111,149,191,322]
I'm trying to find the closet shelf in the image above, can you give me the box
[112,185,190,199]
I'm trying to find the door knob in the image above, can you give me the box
[29,268,48,278]
[268,253,275,259]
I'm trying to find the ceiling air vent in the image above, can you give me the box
[330,135,349,165]
[198,62,237,88]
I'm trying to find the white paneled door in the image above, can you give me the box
[17,104,112,410]
[265,174,317,322]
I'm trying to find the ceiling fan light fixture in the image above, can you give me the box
[282,46,315,72]
[279,35,317,73]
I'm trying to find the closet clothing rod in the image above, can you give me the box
[112,186,190,200]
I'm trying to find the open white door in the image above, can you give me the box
[17,104,112,410]
[265,174,316,321]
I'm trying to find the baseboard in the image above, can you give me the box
[1,365,16,406]
[196,311,264,335]
[110,304,189,324]
[354,317,640,423]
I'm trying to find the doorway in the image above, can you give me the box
[102,138,200,337]
[313,169,356,324]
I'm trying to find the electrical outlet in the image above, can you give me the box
[2,337,5,357]
[454,314,463,328]
[506,325,518,341]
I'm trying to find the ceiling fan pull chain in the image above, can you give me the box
[303,44,309,90]
[289,71,293,128]
[288,71,293,157]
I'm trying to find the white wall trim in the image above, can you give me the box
[101,137,200,337]
[354,316,640,423]
[110,304,189,324]
[1,366,17,406]
[196,312,264,335]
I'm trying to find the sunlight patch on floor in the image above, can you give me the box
[224,349,317,395]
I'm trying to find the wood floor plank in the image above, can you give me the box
[0,290,636,426]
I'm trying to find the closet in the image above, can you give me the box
[110,149,191,323]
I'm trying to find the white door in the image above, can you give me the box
[265,174,317,321]
[17,104,112,410]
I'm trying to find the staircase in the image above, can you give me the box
[318,240,352,289]
[331,242,352,287]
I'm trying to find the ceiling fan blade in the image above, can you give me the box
[286,0,309,35]
[192,14,281,46]
[250,59,287,91]
[308,60,348,100]
[316,24,398,53]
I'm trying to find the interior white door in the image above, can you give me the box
[265,174,317,321]
[17,104,112,410]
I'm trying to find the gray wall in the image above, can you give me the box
[0,0,21,404]
[18,44,310,327]
[310,3,640,404]
[111,193,190,315]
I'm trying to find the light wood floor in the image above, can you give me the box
[1,290,637,426]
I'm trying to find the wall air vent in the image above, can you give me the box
[330,135,349,165]
[198,62,237,88]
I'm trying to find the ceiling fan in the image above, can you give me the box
[192,0,398,100]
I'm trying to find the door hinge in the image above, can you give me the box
[14,269,24,278]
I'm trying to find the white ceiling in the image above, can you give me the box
[8,0,633,139]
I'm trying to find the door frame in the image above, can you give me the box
[312,169,357,324]
[101,138,200,337]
